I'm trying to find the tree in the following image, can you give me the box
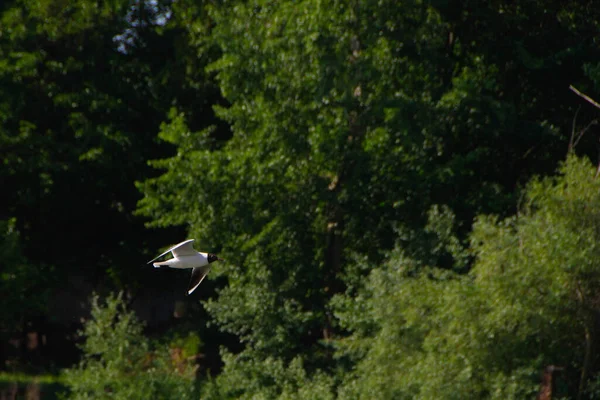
[62,292,197,399]
[137,0,600,396]
[0,0,230,372]
[0,0,176,285]
[335,155,600,399]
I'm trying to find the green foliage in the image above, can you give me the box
[0,0,225,375]
[0,0,224,291]
[136,0,600,397]
[335,155,600,399]
[168,331,202,361]
[3,0,600,397]
[62,293,197,400]
[202,350,335,400]
[336,261,545,399]
[0,372,61,385]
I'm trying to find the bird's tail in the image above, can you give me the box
[153,261,171,269]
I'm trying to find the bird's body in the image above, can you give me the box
[147,239,222,295]
[153,252,209,269]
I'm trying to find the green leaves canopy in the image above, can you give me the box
[336,155,600,399]
[2,0,599,396]
[136,0,600,397]
[63,293,197,400]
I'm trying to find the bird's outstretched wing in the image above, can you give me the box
[147,239,195,264]
[171,239,197,257]
[187,265,211,295]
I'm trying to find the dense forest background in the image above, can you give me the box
[3,0,600,398]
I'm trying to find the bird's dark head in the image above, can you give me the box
[208,253,223,263]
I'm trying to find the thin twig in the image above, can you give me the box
[569,105,581,151]
[573,120,598,148]
[569,85,600,110]
[569,85,600,176]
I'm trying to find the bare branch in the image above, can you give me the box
[568,86,600,175]
[573,119,598,148]
[569,105,581,151]
[569,85,600,110]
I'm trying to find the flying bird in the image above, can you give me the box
[147,239,223,295]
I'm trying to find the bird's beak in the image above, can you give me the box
[218,257,225,262]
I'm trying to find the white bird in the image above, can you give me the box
[147,239,223,295]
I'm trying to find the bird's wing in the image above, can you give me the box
[147,239,195,264]
[187,265,211,295]
[171,239,197,257]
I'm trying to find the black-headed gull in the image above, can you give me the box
[148,239,223,295]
